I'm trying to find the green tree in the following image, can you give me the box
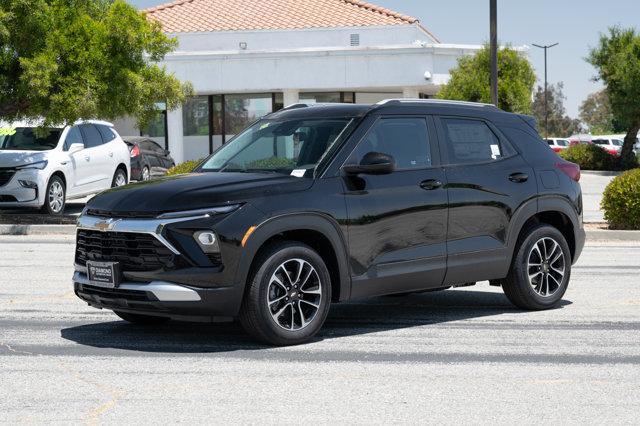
[0,0,191,127]
[588,26,640,160]
[438,45,536,114]
[531,82,582,137]
[579,90,619,134]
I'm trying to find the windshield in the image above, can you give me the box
[200,118,353,175]
[0,127,62,151]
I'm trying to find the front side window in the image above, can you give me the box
[200,118,352,175]
[0,127,62,151]
[441,118,509,164]
[64,126,83,150]
[349,118,432,170]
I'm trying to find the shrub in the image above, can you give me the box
[601,168,640,229]
[559,144,615,170]
[166,159,203,176]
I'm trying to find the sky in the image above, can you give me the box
[129,0,640,118]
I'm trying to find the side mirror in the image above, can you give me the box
[68,143,84,154]
[342,152,395,175]
[164,149,171,156]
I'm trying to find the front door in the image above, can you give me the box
[435,116,538,284]
[343,116,448,298]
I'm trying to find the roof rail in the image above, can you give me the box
[376,99,498,109]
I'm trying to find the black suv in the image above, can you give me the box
[73,100,585,345]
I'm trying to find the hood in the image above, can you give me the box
[0,151,49,168]
[87,172,314,215]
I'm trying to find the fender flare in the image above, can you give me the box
[505,195,580,265]
[233,212,351,302]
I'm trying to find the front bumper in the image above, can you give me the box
[73,270,237,321]
[0,169,43,208]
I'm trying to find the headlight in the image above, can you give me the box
[16,160,48,170]
[193,231,220,254]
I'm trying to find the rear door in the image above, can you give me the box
[343,115,449,298]
[435,116,537,284]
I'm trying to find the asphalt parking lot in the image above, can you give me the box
[1,235,639,423]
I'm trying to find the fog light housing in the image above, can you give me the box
[193,231,220,254]
[18,180,38,189]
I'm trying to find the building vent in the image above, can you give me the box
[350,33,360,46]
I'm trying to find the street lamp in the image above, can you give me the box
[532,42,559,138]
[490,0,498,106]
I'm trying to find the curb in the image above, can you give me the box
[586,229,640,241]
[581,170,622,177]
[0,224,76,236]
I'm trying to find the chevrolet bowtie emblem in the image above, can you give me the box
[95,218,119,232]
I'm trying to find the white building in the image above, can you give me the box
[115,0,482,163]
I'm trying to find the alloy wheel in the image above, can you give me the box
[142,167,150,181]
[527,237,565,297]
[266,258,322,331]
[48,181,64,214]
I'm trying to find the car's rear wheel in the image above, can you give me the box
[502,224,571,310]
[239,242,332,346]
[114,311,169,325]
[112,168,127,187]
[41,176,66,215]
[141,166,150,181]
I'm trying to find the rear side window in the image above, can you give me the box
[592,139,607,146]
[546,139,555,146]
[558,139,569,146]
[351,117,432,170]
[97,125,116,142]
[440,118,512,165]
[80,125,103,148]
[63,126,84,151]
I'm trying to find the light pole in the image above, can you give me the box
[532,43,559,138]
[490,0,498,106]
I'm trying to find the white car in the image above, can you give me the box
[591,137,624,156]
[545,138,570,153]
[0,120,130,214]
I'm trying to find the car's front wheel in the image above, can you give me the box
[502,224,571,310]
[41,176,66,215]
[239,242,332,346]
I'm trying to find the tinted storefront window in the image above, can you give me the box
[224,94,273,138]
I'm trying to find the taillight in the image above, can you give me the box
[130,145,140,158]
[555,161,580,182]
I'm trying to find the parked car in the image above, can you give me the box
[591,137,623,155]
[568,134,593,146]
[73,100,585,345]
[545,138,570,153]
[124,137,175,181]
[0,120,130,214]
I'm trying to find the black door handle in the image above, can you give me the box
[420,179,443,190]
[509,172,529,183]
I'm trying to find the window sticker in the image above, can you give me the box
[290,169,306,178]
[490,144,501,159]
[0,127,16,136]
[259,123,270,130]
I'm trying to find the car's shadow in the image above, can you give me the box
[60,289,572,353]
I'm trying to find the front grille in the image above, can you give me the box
[85,209,158,219]
[0,168,15,187]
[79,284,152,302]
[0,195,17,202]
[76,230,176,272]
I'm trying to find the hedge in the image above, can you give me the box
[601,168,640,229]
[166,159,203,176]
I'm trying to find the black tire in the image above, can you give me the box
[41,175,66,215]
[114,310,169,325]
[239,241,332,346]
[111,168,128,187]
[502,224,571,310]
